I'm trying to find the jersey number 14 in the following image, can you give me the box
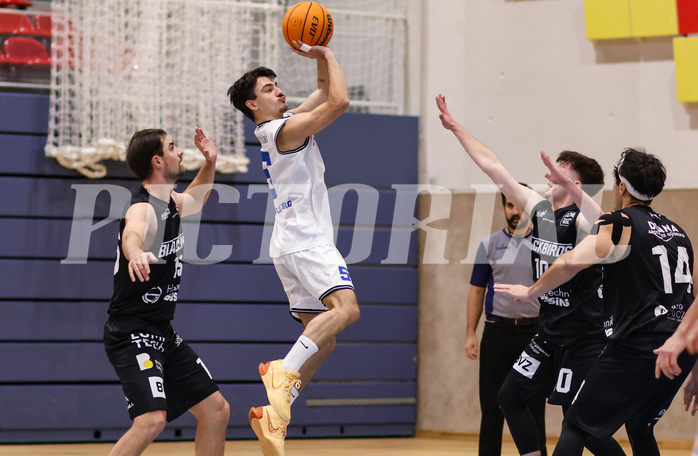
[652,245,692,294]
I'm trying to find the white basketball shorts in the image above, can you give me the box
[273,244,355,321]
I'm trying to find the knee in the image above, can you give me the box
[344,302,360,326]
[191,392,230,429]
[206,394,231,426]
[626,424,657,453]
[216,397,231,424]
[497,380,528,414]
[133,411,167,441]
[332,299,360,327]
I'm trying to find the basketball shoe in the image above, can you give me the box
[259,359,301,423]
[249,405,286,456]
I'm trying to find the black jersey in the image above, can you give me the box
[108,186,184,321]
[530,201,605,345]
[602,205,694,351]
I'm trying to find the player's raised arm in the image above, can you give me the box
[280,44,349,151]
[173,127,218,217]
[435,94,542,214]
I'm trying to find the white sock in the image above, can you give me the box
[290,386,300,405]
[281,335,318,372]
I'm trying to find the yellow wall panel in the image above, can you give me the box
[674,37,698,103]
[584,0,632,40]
[630,0,678,37]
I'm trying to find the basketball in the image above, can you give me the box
[282,2,333,49]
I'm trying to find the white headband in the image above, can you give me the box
[617,159,653,201]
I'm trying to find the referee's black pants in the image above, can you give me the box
[478,320,547,456]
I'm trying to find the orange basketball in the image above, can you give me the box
[282,2,333,49]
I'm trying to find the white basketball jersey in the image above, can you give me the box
[255,112,334,257]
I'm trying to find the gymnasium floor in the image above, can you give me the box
[0,436,692,456]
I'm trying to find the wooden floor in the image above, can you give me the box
[0,436,693,456]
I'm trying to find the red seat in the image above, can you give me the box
[2,36,49,66]
[0,11,33,34]
[33,13,50,37]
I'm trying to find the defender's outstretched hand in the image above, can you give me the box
[494,283,532,302]
[654,333,686,379]
[684,372,698,416]
[436,94,459,131]
[194,127,218,163]
[541,150,574,188]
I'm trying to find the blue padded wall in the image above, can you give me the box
[0,92,419,443]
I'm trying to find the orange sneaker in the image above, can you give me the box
[259,360,301,423]
[249,405,286,456]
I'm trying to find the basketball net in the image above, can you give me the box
[46,0,407,178]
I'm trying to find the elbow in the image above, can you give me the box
[337,96,350,113]
[330,95,349,113]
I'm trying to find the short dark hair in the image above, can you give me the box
[612,147,665,201]
[228,67,277,121]
[557,150,604,196]
[501,182,531,205]
[126,129,167,181]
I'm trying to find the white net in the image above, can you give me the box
[275,0,408,114]
[46,0,407,178]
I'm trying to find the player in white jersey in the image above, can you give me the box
[228,42,359,455]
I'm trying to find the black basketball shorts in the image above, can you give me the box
[505,336,606,406]
[565,342,697,439]
[104,317,220,421]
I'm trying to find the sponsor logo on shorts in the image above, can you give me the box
[174,331,183,347]
[149,376,166,399]
[125,396,134,410]
[131,333,165,352]
[513,353,541,379]
[530,340,551,357]
[651,408,667,425]
[136,353,154,371]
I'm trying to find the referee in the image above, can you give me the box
[466,187,546,456]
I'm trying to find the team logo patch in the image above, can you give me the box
[513,353,541,379]
[142,287,162,304]
[559,211,576,226]
[654,305,668,317]
[149,376,166,398]
[136,353,154,371]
